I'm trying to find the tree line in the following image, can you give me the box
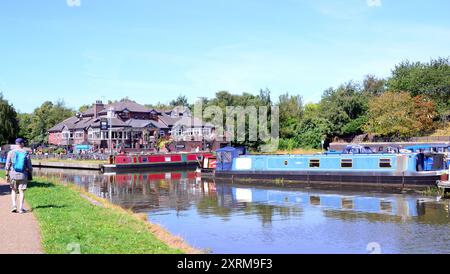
[0,57,448,149]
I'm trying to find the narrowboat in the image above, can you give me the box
[214,146,448,188]
[102,151,213,173]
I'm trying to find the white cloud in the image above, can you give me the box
[366,0,381,7]
[66,0,81,8]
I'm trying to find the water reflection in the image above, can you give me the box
[34,168,450,254]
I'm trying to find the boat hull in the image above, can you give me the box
[215,170,441,188]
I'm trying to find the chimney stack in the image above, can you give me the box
[94,100,104,118]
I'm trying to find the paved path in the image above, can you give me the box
[0,179,42,254]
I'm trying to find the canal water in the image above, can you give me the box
[34,168,450,254]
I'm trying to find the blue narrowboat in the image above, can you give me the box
[214,146,448,188]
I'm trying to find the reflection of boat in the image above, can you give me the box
[215,147,447,188]
[102,152,213,172]
[227,186,421,218]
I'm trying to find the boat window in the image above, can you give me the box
[309,159,320,168]
[341,159,353,168]
[379,158,392,168]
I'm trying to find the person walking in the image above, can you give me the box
[5,138,33,214]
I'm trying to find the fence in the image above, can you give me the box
[31,153,109,161]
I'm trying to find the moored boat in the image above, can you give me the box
[102,151,213,173]
[214,146,447,188]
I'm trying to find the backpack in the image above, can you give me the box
[13,151,28,173]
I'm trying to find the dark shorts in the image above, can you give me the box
[10,179,28,192]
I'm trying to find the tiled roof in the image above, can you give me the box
[48,117,81,132]
[89,117,131,128]
[82,100,151,116]
[158,113,181,127]
[126,119,168,129]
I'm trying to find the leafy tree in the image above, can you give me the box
[278,93,303,139]
[387,57,450,119]
[170,95,189,107]
[0,93,19,144]
[17,113,33,142]
[412,95,437,134]
[30,100,74,144]
[319,82,368,137]
[296,103,329,149]
[364,91,430,138]
[363,75,386,96]
[78,104,92,113]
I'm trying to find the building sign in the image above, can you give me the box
[100,119,109,130]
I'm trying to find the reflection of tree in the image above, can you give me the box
[417,202,450,225]
[196,195,232,219]
[253,204,275,225]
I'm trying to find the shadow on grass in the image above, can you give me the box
[33,205,67,209]
[29,181,55,189]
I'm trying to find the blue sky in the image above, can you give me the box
[1,0,449,113]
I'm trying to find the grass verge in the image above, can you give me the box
[0,169,188,254]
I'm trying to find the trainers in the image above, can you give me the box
[19,209,27,214]
[11,207,17,213]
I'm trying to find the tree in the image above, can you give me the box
[387,57,450,119]
[170,95,189,107]
[0,93,19,145]
[363,91,436,138]
[363,75,386,96]
[319,82,368,137]
[78,104,92,113]
[29,100,74,144]
[278,93,303,139]
[17,113,33,142]
[412,95,437,134]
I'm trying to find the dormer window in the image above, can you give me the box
[122,109,130,119]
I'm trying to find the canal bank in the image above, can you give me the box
[0,170,200,254]
[33,168,450,254]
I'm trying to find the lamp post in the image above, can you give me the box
[107,107,114,155]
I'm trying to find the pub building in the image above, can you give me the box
[48,100,226,153]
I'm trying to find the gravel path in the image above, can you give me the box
[0,179,43,254]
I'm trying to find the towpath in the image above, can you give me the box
[0,179,42,254]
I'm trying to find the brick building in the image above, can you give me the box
[48,100,223,152]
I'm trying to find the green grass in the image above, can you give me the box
[1,170,182,254]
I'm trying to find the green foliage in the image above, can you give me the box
[78,104,92,113]
[278,138,301,151]
[18,113,33,142]
[201,90,274,151]
[364,91,438,138]
[0,93,19,145]
[28,100,74,145]
[170,95,189,107]
[363,75,386,96]
[278,93,303,139]
[320,82,369,137]
[387,57,450,119]
[341,115,368,136]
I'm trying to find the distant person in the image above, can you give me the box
[5,138,33,214]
